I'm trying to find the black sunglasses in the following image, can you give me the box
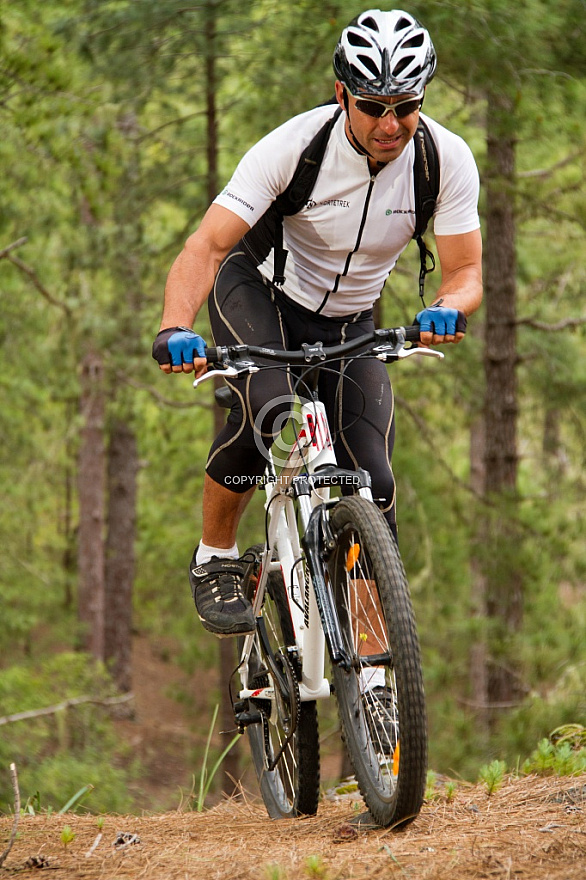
[348,90,424,119]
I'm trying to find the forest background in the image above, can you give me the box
[1,0,585,816]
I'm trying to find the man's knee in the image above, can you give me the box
[246,380,294,440]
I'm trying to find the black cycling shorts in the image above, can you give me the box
[206,249,397,528]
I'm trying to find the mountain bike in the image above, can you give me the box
[193,325,443,828]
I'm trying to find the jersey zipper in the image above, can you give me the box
[315,174,376,315]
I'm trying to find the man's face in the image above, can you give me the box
[335,81,421,167]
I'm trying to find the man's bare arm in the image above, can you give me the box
[434,229,483,313]
[158,205,250,374]
[418,229,483,346]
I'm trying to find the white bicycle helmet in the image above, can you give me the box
[333,9,437,97]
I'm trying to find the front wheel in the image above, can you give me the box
[328,497,427,827]
[238,545,320,819]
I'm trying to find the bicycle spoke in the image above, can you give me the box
[238,546,320,819]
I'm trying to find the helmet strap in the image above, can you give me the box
[342,88,386,169]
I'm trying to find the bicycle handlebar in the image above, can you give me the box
[193,324,442,388]
[204,325,421,367]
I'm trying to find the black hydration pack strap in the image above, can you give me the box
[242,107,343,286]
[242,108,439,299]
[412,118,440,307]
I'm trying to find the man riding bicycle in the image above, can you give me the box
[153,9,483,640]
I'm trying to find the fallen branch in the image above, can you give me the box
[517,315,586,332]
[4,251,71,315]
[120,374,212,410]
[85,832,103,858]
[0,692,134,727]
[0,237,28,259]
[517,149,581,180]
[0,764,21,868]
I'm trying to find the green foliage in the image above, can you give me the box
[444,780,458,803]
[551,723,586,750]
[494,665,586,770]
[60,825,75,848]
[193,704,240,812]
[425,769,439,801]
[58,783,95,814]
[0,0,584,808]
[478,760,507,795]
[522,725,586,777]
[265,864,288,880]
[304,855,328,879]
[0,654,137,814]
[425,770,458,803]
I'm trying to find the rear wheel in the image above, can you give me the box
[239,545,320,819]
[328,497,427,827]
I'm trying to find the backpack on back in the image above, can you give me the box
[241,107,439,305]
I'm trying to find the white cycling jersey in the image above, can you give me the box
[214,105,480,318]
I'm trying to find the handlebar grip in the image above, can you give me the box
[404,324,421,343]
[205,346,221,363]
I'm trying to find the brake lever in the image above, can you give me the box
[193,363,259,388]
[397,346,444,360]
[193,366,239,388]
[374,345,444,362]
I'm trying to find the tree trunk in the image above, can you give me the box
[482,91,523,714]
[104,419,138,693]
[469,413,490,739]
[62,399,77,610]
[484,101,518,498]
[543,407,566,475]
[204,0,241,793]
[77,350,106,660]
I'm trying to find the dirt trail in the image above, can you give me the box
[1,774,585,879]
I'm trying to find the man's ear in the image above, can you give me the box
[334,80,346,109]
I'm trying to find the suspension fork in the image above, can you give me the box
[295,488,352,671]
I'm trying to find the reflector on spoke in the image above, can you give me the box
[392,741,400,776]
[346,543,361,571]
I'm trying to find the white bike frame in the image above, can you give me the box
[193,340,443,714]
[238,397,373,706]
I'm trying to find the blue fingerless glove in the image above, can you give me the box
[415,304,467,336]
[152,326,207,366]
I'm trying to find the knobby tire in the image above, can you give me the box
[328,497,428,827]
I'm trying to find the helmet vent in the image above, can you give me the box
[393,56,416,76]
[361,15,379,31]
[348,33,373,48]
[356,55,381,78]
[403,34,425,49]
[395,16,412,32]
[334,10,436,96]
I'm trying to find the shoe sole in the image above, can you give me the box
[197,614,256,639]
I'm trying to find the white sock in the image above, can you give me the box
[360,668,386,692]
[196,540,239,565]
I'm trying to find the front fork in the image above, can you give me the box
[235,466,373,732]
[296,466,374,671]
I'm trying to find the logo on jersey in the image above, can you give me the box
[386,208,416,216]
[305,198,350,210]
